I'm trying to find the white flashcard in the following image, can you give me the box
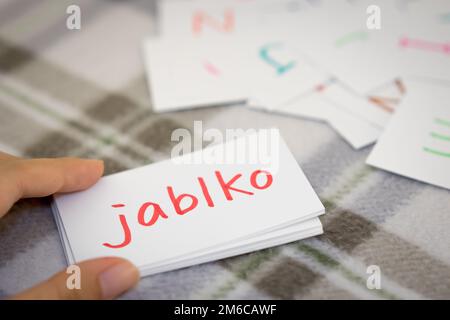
[53,130,325,276]
[319,82,390,128]
[282,1,400,93]
[367,80,450,190]
[276,89,382,149]
[143,35,326,112]
[143,39,246,112]
[249,78,384,149]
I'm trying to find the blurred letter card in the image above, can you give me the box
[367,81,450,190]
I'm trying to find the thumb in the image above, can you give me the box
[11,257,140,300]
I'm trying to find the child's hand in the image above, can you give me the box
[0,151,139,299]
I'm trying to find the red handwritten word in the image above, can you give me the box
[103,169,273,249]
[398,36,450,55]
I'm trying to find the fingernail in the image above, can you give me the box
[87,159,104,168]
[99,261,139,299]
[86,159,104,175]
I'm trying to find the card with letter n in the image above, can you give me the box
[52,130,325,276]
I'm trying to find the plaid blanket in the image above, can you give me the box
[0,0,449,299]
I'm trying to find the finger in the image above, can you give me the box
[0,158,104,216]
[15,157,105,197]
[11,257,139,300]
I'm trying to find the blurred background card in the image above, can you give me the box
[367,80,450,190]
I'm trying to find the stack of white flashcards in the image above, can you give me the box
[53,130,325,276]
